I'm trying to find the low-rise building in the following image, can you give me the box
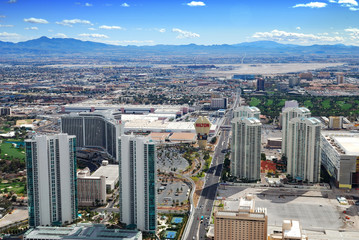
[77,168,106,207]
[268,220,308,240]
[329,116,343,130]
[91,164,119,192]
[23,223,142,240]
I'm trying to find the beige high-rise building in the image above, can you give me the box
[231,117,262,181]
[281,106,311,156]
[214,195,267,240]
[287,117,321,183]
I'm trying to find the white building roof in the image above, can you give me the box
[283,220,302,239]
[91,165,119,186]
[333,136,359,155]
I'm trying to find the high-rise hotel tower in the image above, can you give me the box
[118,135,157,232]
[25,133,77,227]
[231,106,262,181]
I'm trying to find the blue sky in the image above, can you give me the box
[0,0,359,45]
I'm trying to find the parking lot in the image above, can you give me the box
[0,207,28,228]
[157,147,189,173]
[157,181,190,206]
[217,186,344,230]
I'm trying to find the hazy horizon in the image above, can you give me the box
[1,0,359,46]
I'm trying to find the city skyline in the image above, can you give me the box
[0,0,359,45]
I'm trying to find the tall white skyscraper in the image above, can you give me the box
[231,117,262,181]
[281,107,311,156]
[233,106,260,119]
[25,133,77,227]
[287,117,321,183]
[118,135,157,232]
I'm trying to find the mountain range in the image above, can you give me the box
[1,36,359,57]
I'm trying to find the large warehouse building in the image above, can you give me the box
[61,102,190,117]
[321,131,359,189]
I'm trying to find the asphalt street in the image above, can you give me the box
[186,113,232,239]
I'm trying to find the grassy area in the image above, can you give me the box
[303,100,313,108]
[249,97,261,106]
[0,181,26,195]
[243,95,359,118]
[265,99,274,106]
[321,99,331,109]
[0,142,25,161]
[203,156,212,172]
[190,176,199,182]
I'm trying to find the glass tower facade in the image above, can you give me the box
[118,135,157,232]
[25,134,77,227]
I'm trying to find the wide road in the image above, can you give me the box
[186,113,232,240]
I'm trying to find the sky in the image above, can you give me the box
[0,0,359,46]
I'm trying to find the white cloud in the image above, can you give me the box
[159,28,166,33]
[85,3,92,7]
[7,0,17,3]
[293,2,327,8]
[338,0,358,6]
[0,24,14,27]
[78,33,109,38]
[172,28,200,39]
[252,29,344,43]
[99,25,124,30]
[0,32,21,42]
[88,27,97,31]
[296,26,301,30]
[25,26,38,30]
[345,27,359,39]
[328,0,359,10]
[0,15,6,18]
[0,32,19,37]
[345,27,359,33]
[54,33,68,38]
[24,17,49,24]
[187,1,206,7]
[121,3,130,7]
[56,19,93,27]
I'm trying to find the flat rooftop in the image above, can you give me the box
[283,220,302,239]
[124,120,217,133]
[148,132,170,142]
[333,136,359,155]
[91,165,119,186]
[322,131,359,155]
[169,132,196,142]
[24,224,141,240]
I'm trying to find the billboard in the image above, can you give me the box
[194,116,211,149]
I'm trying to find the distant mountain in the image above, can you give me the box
[1,36,359,57]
